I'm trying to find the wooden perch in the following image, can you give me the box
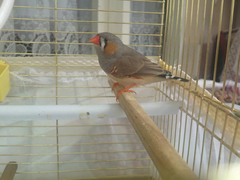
[109,80,198,180]
[0,161,18,180]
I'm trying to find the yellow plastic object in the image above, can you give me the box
[0,60,10,102]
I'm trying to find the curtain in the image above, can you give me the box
[0,0,162,57]
[0,0,93,56]
[130,1,162,56]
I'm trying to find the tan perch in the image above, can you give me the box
[0,161,18,180]
[109,79,198,180]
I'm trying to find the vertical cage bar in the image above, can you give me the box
[206,107,220,179]
[186,0,201,164]
[177,0,189,153]
[159,1,165,60]
[202,0,215,92]
[216,114,229,177]
[162,0,170,67]
[179,0,189,77]
[173,0,185,149]
[231,48,240,110]
[181,0,194,159]
[168,0,179,146]
[211,0,225,98]
[195,1,214,177]
[220,0,235,104]
[192,0,207,171]
[228,120,239,167]
[165,0,174,71]
[54,0,60,179]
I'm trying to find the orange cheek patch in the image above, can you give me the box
[104,41,118,55]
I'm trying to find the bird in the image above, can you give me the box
[90,32,189,100]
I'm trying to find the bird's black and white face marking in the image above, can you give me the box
[99,36,108,51]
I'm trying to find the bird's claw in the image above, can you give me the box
[116,89,136,101]
[111,82,120,91]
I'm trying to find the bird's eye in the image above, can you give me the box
[100,37,108,51]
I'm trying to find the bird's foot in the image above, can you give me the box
[116,83,138,101]
[111,82,120,91]
[116,89,136,100]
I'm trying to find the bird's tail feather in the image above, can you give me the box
[170,76,189,82]
[158,74,189,82]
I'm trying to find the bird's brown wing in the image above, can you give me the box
[110,46,145,76]
[113,55,144,76]
[133,58,171,76]
[112,46,170,77]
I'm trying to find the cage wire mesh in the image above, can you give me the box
[0,0,240,180]
[161,0,240,180]
[0,0,163,180]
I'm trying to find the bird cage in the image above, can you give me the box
[0,0,240,180]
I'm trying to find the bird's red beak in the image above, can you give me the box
[90,35,100,45]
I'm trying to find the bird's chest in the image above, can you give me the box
[98,57,116,74]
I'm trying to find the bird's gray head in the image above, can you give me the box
[89,32,123,56]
